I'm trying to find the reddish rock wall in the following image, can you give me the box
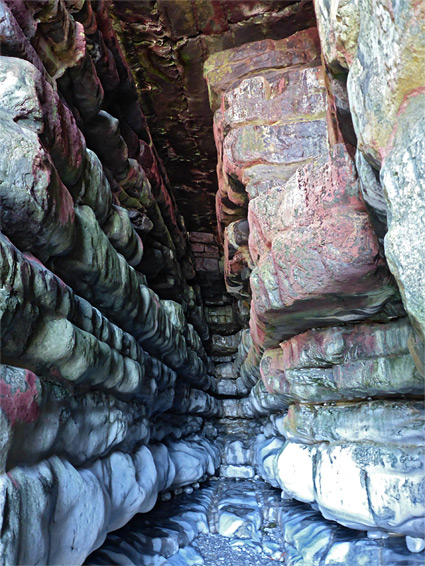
[205,8,424,551]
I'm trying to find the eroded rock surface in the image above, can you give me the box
[205,3,425,553]
[0,0,424,563]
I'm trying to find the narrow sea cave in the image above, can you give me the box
[0,1,424,565]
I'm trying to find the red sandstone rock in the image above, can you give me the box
[259,319,421,402]
[210,54,328,235]
[279,318,412,371]
[249,143,400,348]
[204,28,321,112]
[220,66,327,131]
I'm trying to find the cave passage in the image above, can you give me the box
[0,1,424,565]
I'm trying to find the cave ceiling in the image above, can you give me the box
[110,0,316,233]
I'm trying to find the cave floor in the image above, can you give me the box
[86,478,425,565]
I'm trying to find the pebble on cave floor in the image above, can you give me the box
[191,530,286,565]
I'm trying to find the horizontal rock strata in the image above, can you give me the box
[0,0,424,563]
[205,9,425,554]
[0,3,225,564]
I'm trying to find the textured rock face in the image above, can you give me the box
[112,1,317,232]
[0,0,424,563]
[260,319,422,402]
[314,0,425,372]
[249,144,400,349]
[0,2,222,564]
[381,95,425,365]
[205,2,425,553]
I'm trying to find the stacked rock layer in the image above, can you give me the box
[205,1,425,554]
[0,0,424,564]
[0,2,222,564]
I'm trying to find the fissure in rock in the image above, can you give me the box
[0,1,424,565]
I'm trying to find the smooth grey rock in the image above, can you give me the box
[51,206,210,388]
[355,150,387,241]
[0,446,160,566]
[150,415,204,443]
[274,440,425,538]
[161,299,187,333]
[380,94,425,368]
[0,55,86,188]
[406,537,425,554]
[172,384,222,417]
[233,329,252,371]
[0,234,179,399]
[167,546,205,565]
[255,435,286,488]
[20,315,150,399]
[80,149,112,227]
[167,435,221,490]
[87,485,214,565]
[0,365,151,471]
[283,400,425,446]
[249,380,288,416]
[278,499,425,565]
[102,205,144,266]
[0,110,75,261]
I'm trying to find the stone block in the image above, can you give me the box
[204,28,321,112]
[260,320,422,403]
[283,400,425,446]
[209,332,241,356]
[220,465,255,479]
[273,440,425,538]
[249,144,401,349]
[220,66,326,131]
[217,379,237,396]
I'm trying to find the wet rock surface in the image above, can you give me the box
[0,0,424,564]
[87,479,425,565]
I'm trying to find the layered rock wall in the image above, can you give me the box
[0,0,424,563]
[205,2,425,553]
[0,2,221,564]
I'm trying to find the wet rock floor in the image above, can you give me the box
[87,478,425,566]
[190,529,286,565]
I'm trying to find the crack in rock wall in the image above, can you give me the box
[0,0,424,565]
